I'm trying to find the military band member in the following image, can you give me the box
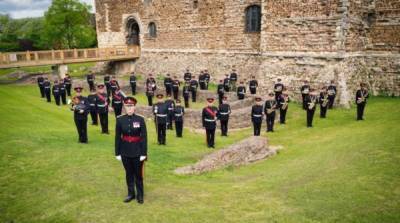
[96,84,109,134]
[230,69,238,91]
[153,94,168,145]
[59,79,67,105]
[87,89,98,125]
[174,99,185,137]
[115,97,147,204]
[52,80,61,106]
[164,73,173,96]
[37,75,45,98]
[43,77,51,102]
[182,81,191,108]
[305,88,319,127]
[356,83,369,121]
[87,71,95,91]
[251,97,264,136]
[130,72,137,95]
[249,75,258,95]
[319,87,329,118]
[199,71,206,90]
[165,94,175,130]
[274,78,284,101]
[112,89,125,118]
[172,76,180,100]
[218,96,231,136]
[110,76,120,96]
[237,81,246,100]
[146,74,157,106]
[184,69,192,82]
[104,74,111,96]
[264,92,277,132]
[223,74,230,92]
[64,74,72,96]
[71,86,89,143]
[301,80,311,110]
[327,80,337,109]
[202,97,218,148]
[204,69,211,90]
[217,80,225,105]
[190,75,199,102]
[277,90,289,124]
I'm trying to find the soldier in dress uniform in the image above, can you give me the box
[217,80,225,105]
[202,97,218,148]
[229,69,238,91]
[249,75,258,95]
[130,72,137,95]
[115,97,147,204]
[153,94,168,145]
[319,87,329,118]
[264,92,277,132]
[96,84,110,134]
[277,90,289,124]
[110,76,120,96]
[64,74,72,97]
[199,71,206,90]
[52,80,61,106]
[145,74,157,106]
[112,88,125,118]
[184,68,192,82]
[104,74,111,96]
[71,86,90,143]
[327,80,337,109]
[237,81,246,100]
[87,71,95,91]
[37,75,45,98]
[218,96,231,137]
[59,79,67,105]
[182,81,191,108]
[174,99,185,137]
[356,83,369,121]
[301,80,311,110]
[204,69,211,90]
[172,76,180,100]
[87,89,98,125]
[223,74,230,92]
[274,78,284,101]
[43,77,51,102]
[164,73,173,96]
[251,96,264,136]
[305,88,319,127]
[165,94,175,130]
[190,75,199,102]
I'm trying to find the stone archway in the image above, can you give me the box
[126,18,140,45]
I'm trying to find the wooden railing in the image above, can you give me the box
[0,45,140,69]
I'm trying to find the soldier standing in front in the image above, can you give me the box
[356,83,369,121]
[277,90,289,124]
[71,86,89,143]
[319,87,329,118]
[96,84,110,134]
[301,80,311,110]
[165,94,175,130]
[327,80,337,109]
[202,98,218,148]
[87,89,98,125]
[264,92,277,132]
[153,94,168,145]
[174,99,185,137]
[305,88,319,127]
[115,97,147,204]
[251,97,264,136]
[190,75,199,102]
[218,96,231,137]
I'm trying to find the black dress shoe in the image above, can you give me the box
[137,199,144,204]
[123,195,135,203]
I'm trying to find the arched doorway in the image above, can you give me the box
[126,18,140,45]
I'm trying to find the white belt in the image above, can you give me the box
[45,87,50,89]
[39,82,44,84]
[97,105,106,107]
[114,101,122,104]
[88,79,93,81]
[219,112,229,115]
[199,80,205,82]
[53,90,59,92]
[250,86,256,88]
[168,108,174,110]
[156,114,167,117]
[238,92,245,94]
[253,114,262,117]
[130,81,136,83]
[204,119,216,122]
[90,104,95,106]
[175,114,183,117]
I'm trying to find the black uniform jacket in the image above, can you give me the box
[115,114,147,158]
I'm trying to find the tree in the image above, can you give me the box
[41,0,97,50]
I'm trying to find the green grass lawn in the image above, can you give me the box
[0,84,399,223]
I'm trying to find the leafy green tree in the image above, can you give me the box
[40,0,97,50]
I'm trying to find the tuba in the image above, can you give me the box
[322,93,329,107]
[308,96,316,110]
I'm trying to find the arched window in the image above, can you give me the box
[126,18,140,45]
[245,5,261,33]
[148,22,157,38]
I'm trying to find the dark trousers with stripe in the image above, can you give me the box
[99,112,109,133]
[206,128,216,147]
[121,156,143,200]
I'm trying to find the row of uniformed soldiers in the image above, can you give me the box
[37,74,72,105]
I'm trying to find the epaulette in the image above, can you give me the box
[117,114,126,119]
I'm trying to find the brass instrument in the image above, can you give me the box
[267,101,277,114]
[308,95,316,110]
[321,93,329,107]
[281,95,289,110]
[327,88,336,96]
[357,90,368,104]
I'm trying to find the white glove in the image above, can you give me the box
[79,110,84,114]
[115,155,122,161]
[140,156,146,161]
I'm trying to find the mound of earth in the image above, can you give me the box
[175,136,281,175]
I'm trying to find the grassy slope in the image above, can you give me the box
[0,85,399,223]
